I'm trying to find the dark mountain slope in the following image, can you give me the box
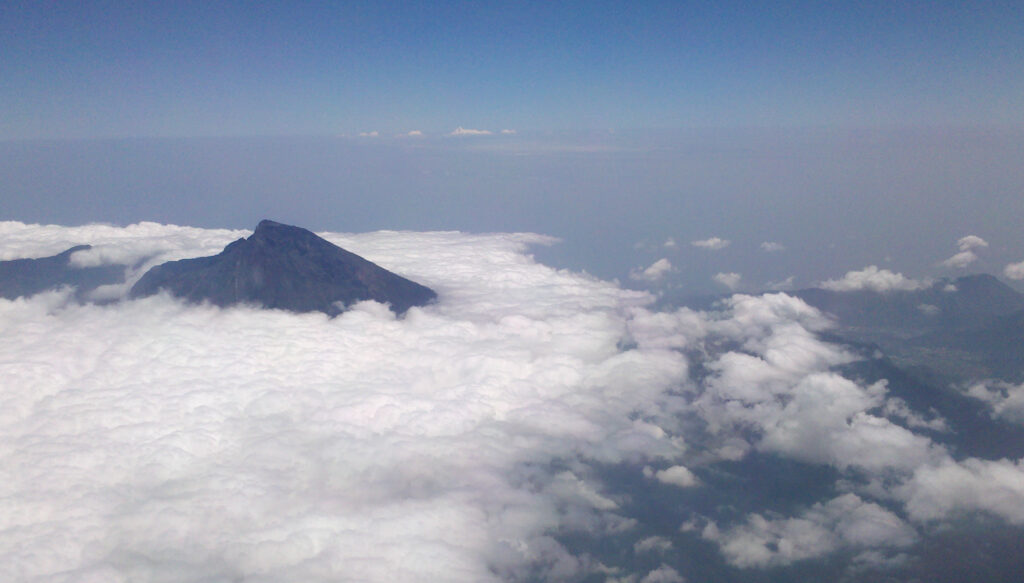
[0,245,124,300]
[130,220,436,315]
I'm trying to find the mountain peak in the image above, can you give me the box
[130,220,436,315]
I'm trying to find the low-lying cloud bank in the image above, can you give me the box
[818,265,930,292]
[1,222,1023,581]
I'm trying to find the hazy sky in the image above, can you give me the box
[3,1,1022,138]
[2,2,1023,294]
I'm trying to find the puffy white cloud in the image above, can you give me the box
[449,127,493,136]
[940,250,978,269]
[633,536,673,554]
[940,235,988,269]
[358,131,379,137]
[691,237,730,250]
[0,223,691,583]
[500,129,517,135]
[900,458,1024,525]
[707,494,917,568]
[693,293,948,476]
[663,237,677,248]
[644,465,698,488]
[819,266,930,292]
[760,241,785,253]
[405,130,424,137]
[1004,260,1024,280]
[956,235,988,251]
[966,381,1024,424]
[631,258,674,283]
[712,272,741,290]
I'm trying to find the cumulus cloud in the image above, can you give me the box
[405,130,424,137]
[500,129,517,135]
[449,126,493,136]
[644,465,698,488]
[957,235,989,251]
[940,235,988,268]
[631,258,674,283]
[1004,260,1024,280]
[633,536,673,554]
[358,131,379,137]
[819,266,930,292]
[663,237,677,248]
[966,381,1024,424]
[760,241,785,253]
[706,494,917,568]
[900,458,1024,525]
[691,237,730,250]
[712,272,741,290]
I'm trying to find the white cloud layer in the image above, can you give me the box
[3,222,1024,579]
[819,266,930,292]
[691,237,730,250]
[0,223,697,583]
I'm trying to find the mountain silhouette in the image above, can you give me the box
[130,220,436,315]
[0,245,124,300]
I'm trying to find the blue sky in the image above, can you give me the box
[3,1,1022,138]
[2,1,1023,295]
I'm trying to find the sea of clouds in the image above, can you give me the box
[2,221,1024,582]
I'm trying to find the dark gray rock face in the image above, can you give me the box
[0,245,125,300]
[129,220,436,315]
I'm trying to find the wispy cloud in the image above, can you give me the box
[448,126,492,136]
[713,272,741,290]
[760,241,785,253]
[631,258,674,282]
[692,237,730,250]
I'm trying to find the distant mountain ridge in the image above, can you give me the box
[790,274,1024,383]
[0,245,124,300]
[129,220,436,315]
[791,273,1024,332]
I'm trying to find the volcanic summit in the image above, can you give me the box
[130,220,436,315]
